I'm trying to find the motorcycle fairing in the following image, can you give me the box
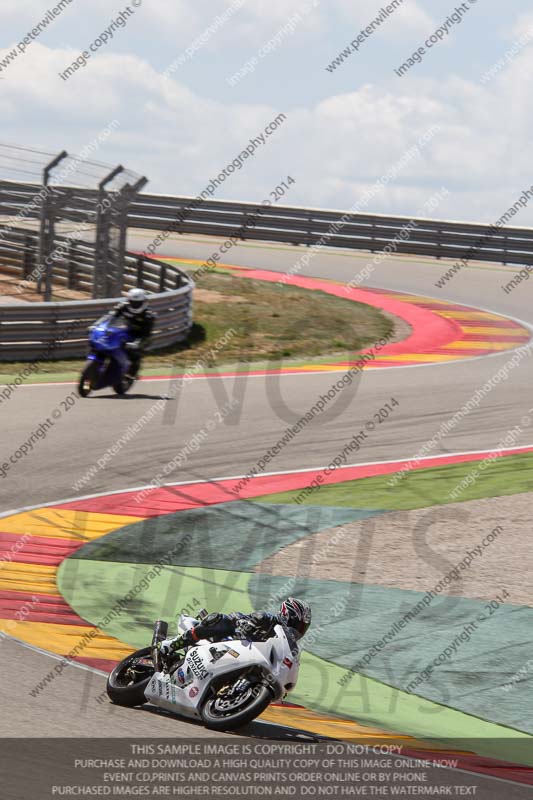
[144,625,299,720]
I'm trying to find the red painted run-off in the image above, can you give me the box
[0,533,81,566]
[245,269,462,356]
[56,445,533,518]
[0,590,87,627]
[28,445,533,784]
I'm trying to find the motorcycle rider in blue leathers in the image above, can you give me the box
[110,288,156,379]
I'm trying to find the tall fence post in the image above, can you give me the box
[93,165,123,299]
[22,235,34,280]
[159,263,167,292]
[68,241,78,289]
[0,226,194,360]
[113,175,148,296]
[37,150,67,301]
[136,256,144,288]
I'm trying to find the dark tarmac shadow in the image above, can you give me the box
[139,703,325,741]
[81,392,173,401]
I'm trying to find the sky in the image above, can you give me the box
[0,0,532,224]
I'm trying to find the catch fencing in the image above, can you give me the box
[2,174,533,360]
[0,225,193,360]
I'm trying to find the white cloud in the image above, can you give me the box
[123,0,201,43]
[99,0,322,52]
[389,2,434,36]
[510,11,533,39]
[0,0,47,26]
[335,0,434,38]
[237,0,324,38]
[1,36,533,225]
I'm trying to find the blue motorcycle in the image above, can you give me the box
[78,315,136,397]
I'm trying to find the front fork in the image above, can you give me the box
[115,347,130,376]
[152,620,168,673]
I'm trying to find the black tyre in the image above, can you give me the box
[112,376,134,395]
[201,681,273,731]
[106,647,154,707]
[78,362,98,397]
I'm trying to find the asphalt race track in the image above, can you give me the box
[2,232,533,739]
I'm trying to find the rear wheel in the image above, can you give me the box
[201,675,273,731]
[106,647,154,707]
[78,362,98,397]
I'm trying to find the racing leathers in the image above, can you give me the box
[159,611,295,657]
[111,302,155,378]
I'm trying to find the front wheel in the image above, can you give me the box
[201,679,273,731]
[78,361,98,397]
[112,376,134,395]
[106,647,154,707]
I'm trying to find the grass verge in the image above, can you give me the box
[256,452,533,510]
[0,267,392,379]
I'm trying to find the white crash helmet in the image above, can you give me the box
[126,288,148,314]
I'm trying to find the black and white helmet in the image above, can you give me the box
[280,597,312,637]
[126,288,147,314]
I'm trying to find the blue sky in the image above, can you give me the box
[1,0,532,224]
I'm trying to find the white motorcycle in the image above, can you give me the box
[106,612,301,731]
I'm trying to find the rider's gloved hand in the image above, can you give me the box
[125,340,141,352]
[237,614,265,640]
[157,635,185,656]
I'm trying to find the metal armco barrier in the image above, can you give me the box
[2,176,532,361]
[0,226,193,361]
[2,179,533,266]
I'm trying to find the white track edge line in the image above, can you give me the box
[2,444,533,520]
